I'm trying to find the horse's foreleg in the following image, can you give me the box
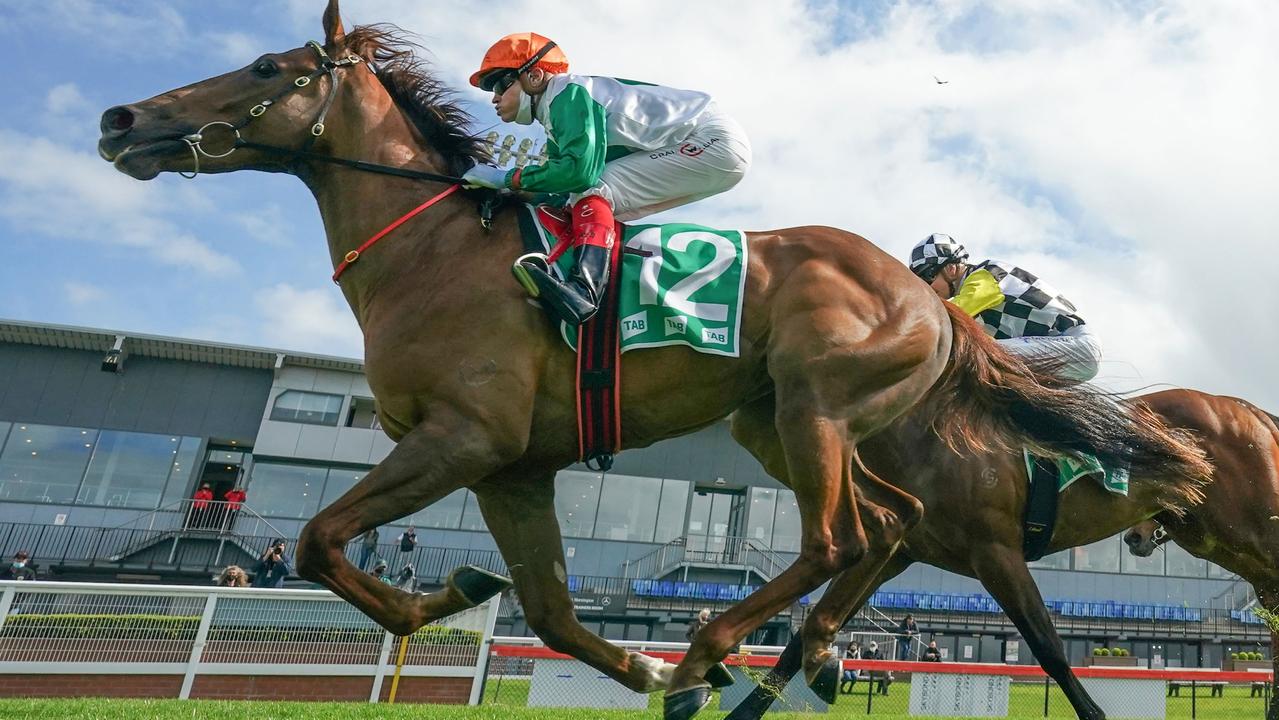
[667,407,868,717]
[1255,588,1279,720]
[975,547,1106,720]
[296,410,520,635]
[725,552,913,720]
[473,474,676,693]
[794,450,923,694]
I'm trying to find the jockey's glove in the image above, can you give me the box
[462,164,508,190]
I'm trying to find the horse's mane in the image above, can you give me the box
[341,24,488,175]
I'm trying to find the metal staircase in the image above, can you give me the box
[621,534,792,582]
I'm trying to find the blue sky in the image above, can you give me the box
[1,1,1275,408]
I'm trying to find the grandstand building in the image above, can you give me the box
[0,319,1267,669]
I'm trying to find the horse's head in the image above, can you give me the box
[98,1,381,180]
[1123,519,1168,558]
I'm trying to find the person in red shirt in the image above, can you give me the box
[190,483,214,528]
[223,486,247,531]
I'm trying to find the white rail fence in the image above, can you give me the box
[0,580,499,704]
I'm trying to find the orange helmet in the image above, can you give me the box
[469,32,569,90]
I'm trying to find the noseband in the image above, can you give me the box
[179,41,461,185]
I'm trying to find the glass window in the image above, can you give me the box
[1073,536,1121,572]
[320,468,366,508]
[747,487,778,545]
[344,397,381,430]
[413,489,466,530]
[269,390,344,426]
[78,431,180,509]
[248,462,326,519]
[1165,542,1207,577]
[460,491,487,531]
[593,474,662,542]
[160,437,203,508]
[771,489,801,553]
[1122,538,1165,575]
[1028,550,1071,570]
[555,470,602,538]
[0,424,97,503]
[654,479,689,543]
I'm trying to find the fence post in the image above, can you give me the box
[1191,679,1197,719]
[369,628,397,702]
[1043,676,1050,717]
[0,585,16,632]
[866,667,874,714]
[470,596,503,705]
[179,592,219,699]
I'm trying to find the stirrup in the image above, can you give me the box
[512,252,550,298]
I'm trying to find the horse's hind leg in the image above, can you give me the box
[296,410,521,635]
[974,546,1105,720]
[473,472,681,693]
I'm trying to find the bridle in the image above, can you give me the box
[175,40,483,284]
[178,40,462,186]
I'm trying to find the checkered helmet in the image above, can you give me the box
[909,234,969,278]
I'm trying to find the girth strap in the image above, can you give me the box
[1022,456,1060,562]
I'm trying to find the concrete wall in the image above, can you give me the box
[0,344,271,444]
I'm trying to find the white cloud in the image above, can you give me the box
[0,130,239,275]
[254,283,363,357]
[63,281,106,306]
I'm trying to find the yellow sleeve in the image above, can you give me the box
[949,268,1005,317]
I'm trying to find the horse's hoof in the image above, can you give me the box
[447,565,512,606]
[704,661,735,688]
[808,654,840,704]
[664,684,712,720]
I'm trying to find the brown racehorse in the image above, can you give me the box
[727,388,1277,720]
[94,3,1209,717]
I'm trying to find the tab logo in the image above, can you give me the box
[621,311,648,340]
[665,316,688,336]
[701,327,728,345]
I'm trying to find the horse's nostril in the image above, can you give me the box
[102,106,135,134]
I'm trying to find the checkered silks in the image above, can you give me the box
[970,260,1085,339]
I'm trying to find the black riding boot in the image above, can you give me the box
[523,244,611,326]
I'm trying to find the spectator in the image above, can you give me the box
[222,486,247,530]
[251,539,291,588]
[898,614,919,660]
[395,563,416,591]
[0,551,35,581]
[923,640,942,662]
[398,526,417,555]
[369,559,393,584]
[190,483,214,528]
[215,565,248,587]
[866,641,891,695]
[358,528,380,571]
[685,608,711,642]
[840,640,862,695]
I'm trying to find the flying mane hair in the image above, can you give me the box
[339,24,490,175]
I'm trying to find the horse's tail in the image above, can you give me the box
[923,302,1212,484]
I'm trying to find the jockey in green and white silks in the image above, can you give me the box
[909,234,1103,383]
[464,32,752,326]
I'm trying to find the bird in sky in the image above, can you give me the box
[933,75,949,85]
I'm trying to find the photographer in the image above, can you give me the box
[251,539,291,588]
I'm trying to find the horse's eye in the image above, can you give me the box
[252,60,278,78]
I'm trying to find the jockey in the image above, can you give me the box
[463,33,752,325]
[908,234,1102,383]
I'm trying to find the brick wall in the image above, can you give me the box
[0,673,472,704]
[0,674,182,698]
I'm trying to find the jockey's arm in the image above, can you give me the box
[510,84,608,194]
[948,267,1005,317]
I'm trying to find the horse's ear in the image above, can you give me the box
[322,0,346,46]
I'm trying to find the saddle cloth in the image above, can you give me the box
[1022,451,1130,496]
[518,205,749,358]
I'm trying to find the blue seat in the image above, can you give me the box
[698,583,720,600]
[799,594,811,606]
[632,579,651,595]
[717,584,736,601]
[1122,604,1138,619]
[1104,602,1121,619]
[932,595,951,611]
[674,581,693,598]
[914,593,931,610]
[567,576,583,593]
[657,581,675,597]
[1172,607,1187,622]
[982,596,999,613]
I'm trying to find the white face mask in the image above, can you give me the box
[514,88,535,126]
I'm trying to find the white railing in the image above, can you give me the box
[0,580,499,704]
